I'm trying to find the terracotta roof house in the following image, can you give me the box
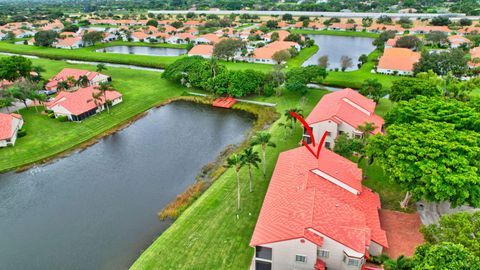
[131,31,150,42]
[250,41,300,64]
[366,24,405,34]
[328,23,357,31]
[165,33,195,44]
[184,20,203,27]
[410,26,451,34]
[385,36,400,48]
[377,48,421,75]
[54,36,84,49]
[250,146,388,270]
[45,68,111,92]
[304,88,384,149]
[447,35,471,48]
[263,30,291,42]
[46,85,122,121]
[188,44,213,58]
[457,27,480,35]
[0,113,23,147]
[193,33,221,44]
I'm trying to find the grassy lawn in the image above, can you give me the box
[291,29,380,38]
[0,57,184,172]
[287,45,318,68]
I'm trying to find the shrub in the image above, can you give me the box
[17,128,27,138]
[48,113,55,119]
[58,115,68,122]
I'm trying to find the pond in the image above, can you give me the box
[0,101,253,270]
[96,46,187,56]
[302,35,375,71]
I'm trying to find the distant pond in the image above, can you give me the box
[96,46,187,56]
[303,35,375,71]
[0,101,253,270]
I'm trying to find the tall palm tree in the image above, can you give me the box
[96,63,107,73]
[241,147,261,193]
[284,108,303,135]
[66,76,76,88]
[77,75,90,87]
[251,131,276,180]
[208,57,220,78]
[87,91,103,110]
[95,82,114,113]
[357,122,377,179]
[225,154,243,211]
[0,96,14,113]
[57,80,69,92]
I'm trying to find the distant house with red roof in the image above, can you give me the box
[249,41,300,64]
[447,35,471,48]
[46,85,122,121]
[410,25,451,35]
[193,33,221,44]
[250,146,388,270]
[53,36,84,49]
[468,47,480,68]
[262,30,291,42]
[0,113,23,147]
[45,68,111,92]
[304,88,384,149]
[188,44,213,58]
[377,48,421,75]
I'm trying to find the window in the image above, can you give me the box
[255,260,272,270]
[325,142,331,149]
[343,255,360,266]
[326,131,332,137]
[256,246,272,260]
[295,254,307,263]
[317,249,330,258]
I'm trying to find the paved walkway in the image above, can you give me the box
[0,100,33,114]
[380,209,424,259]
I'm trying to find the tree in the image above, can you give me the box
[421,211,480,256]
[284,108,303,135]
[241,147,261,193]
[362,17,373,27]
[286,65,327,85]
[413,243,480,269]
[318,55,329,68]
[358,54,368,65]
[414,49,468,76]
[0,56,32,82]
[57,80,69,91]
[266,20,278,29]
[459,18,472,26]
[96,63,107,73]
[7,80,39,108]
[282,13,293,21]
[0,96,14,113]
[286,81,308,95]
[62,24,79,33]
[34,30,58,47]
[82,31,104,46]
[284,33,302,43]
[88,91,103,112]
[95,82,114,113]
[340,56,353,71]
[225,153,243,211]
[431,16,451,26]
[171,21,184,29]
[389,78,441,102]
[376,15,393,24]
[4,31,15,41]
[385,96,480,132]
[77,75,89,87]
[359,79,385,103]
[395,35,422,49]
[367,121,480,208]
[373,30,396,49]
[270,31,280,42]
[383,255,414,270]
[146,19,158,27]
[333,134,363,159]
[213,38,243,61]
[272,49,291,64]
[425,31,448,46]
[251,131,276,179]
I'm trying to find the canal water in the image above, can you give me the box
[96,46,187,56]
[303,35,375,71]
[0,101,253,270]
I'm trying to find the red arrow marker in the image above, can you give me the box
[290,111,328,159]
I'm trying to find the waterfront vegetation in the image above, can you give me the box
[291,29,380,38]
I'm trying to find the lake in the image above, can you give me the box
[0,101,253,270]
[303,35,375,71]
[96,46,187,56]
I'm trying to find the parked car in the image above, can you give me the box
[38,89,57,95]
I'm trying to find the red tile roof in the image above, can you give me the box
[188,44,213,56]
[448,35,471,45]
[46,68,104,89]
[305,88,384,134]
[0,113,22,140]
[253,41,299,60]
[378,48,421,72]
[46,85,121,116]
[250,146,388,252]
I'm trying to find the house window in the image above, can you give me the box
[343,255,360,266]
[255,260,272,270]
[326,131,332,137]
[325,142,331,149]
[295,254,307,263]
[317,249,330,258]
[256,246,272,260]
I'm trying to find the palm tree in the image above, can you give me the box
[284,108,303,135]
[57,80,69,92]
[0,96,14,113]
[357,122,377,179]
[95,82,114,113]
[383,255,413,270]
[208,57,221,78]
[31,66,46,83]
[251,131,276,180]
[87,91,103,110]
[96,63,107,73]
[66,76,76,88]
[77,75,90,87]
[225,154,243,211]
[241,147,261,193]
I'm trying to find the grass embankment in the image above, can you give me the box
[291,29,380,38]
[287,45,319,68]
[0,57,185,172]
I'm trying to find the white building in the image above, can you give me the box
[0,113,24,147]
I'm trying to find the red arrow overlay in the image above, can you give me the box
[290,111,328,159]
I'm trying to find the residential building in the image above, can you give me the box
[54,36,84,49]
[303,88,384,149]
[249,41,300,64]
[188,44,213,58]
[250,146,388,270]
[193,33,221,44]
[468,47,480,68]
[45,68,111,92]
[377,47,421,75]
[0,113,23,147]
[447,35,471,48]
[46,86,122,121]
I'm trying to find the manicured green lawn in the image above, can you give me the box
[291,29,380,38]
[0,58,184,172]
[287,45,319,68]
